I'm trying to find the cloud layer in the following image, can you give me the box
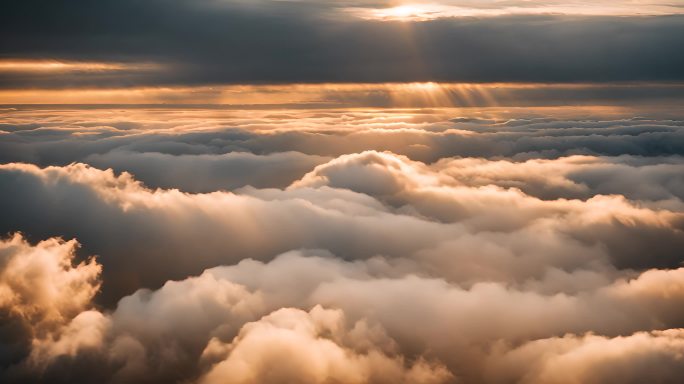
[3,234,684,383]
[1,1,683,86]
[1,104,683,382]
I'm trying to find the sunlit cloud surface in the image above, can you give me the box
[347,1,684,21]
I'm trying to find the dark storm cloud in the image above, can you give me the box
[1,0,683,85]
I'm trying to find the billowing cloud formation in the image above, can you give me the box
[1,105,684,382]
[198,306,452,384]
[1,235,453,383]
[2,235,684,383]
[0,235,101,373]
[2,150,683,302]
[485,329,684,384]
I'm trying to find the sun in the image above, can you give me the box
[370,4,441,22]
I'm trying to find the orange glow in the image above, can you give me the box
[0,82,682,107]
[365,4,443,22]
[0,82,502,105]
[349,1,684,21]
[0,60,157,73]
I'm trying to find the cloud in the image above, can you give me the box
[0,236,452,383]
[347,1,684,20]
[432,155,684,202]
[485,329,684,384]
[3,82,684,106]
[198,306,452,384]
[1,105,683,382]
[0,234,100,375]
[84,150,331,192]
[3,235,684,383]
[1,107,683,183]
[0,150,682,302]
[1,1,683,85]
[0,234,100,334]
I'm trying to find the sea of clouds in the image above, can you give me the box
[1,106,683,383]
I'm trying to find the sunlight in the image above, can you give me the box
[348,1,684,21]
[0,59,158,73]
[365,4,443,22]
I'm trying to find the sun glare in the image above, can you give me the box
[367,4,442,22]
[349,1,684,21]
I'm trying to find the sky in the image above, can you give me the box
[1,1,684,384]
[1,0,684,91]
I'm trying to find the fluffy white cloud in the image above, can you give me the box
[1,150,683,304]
[0,234,100,336]
[3,236,684,383]
[198,306,451,384]
[1,107,683,383]
[485,329,684,384]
